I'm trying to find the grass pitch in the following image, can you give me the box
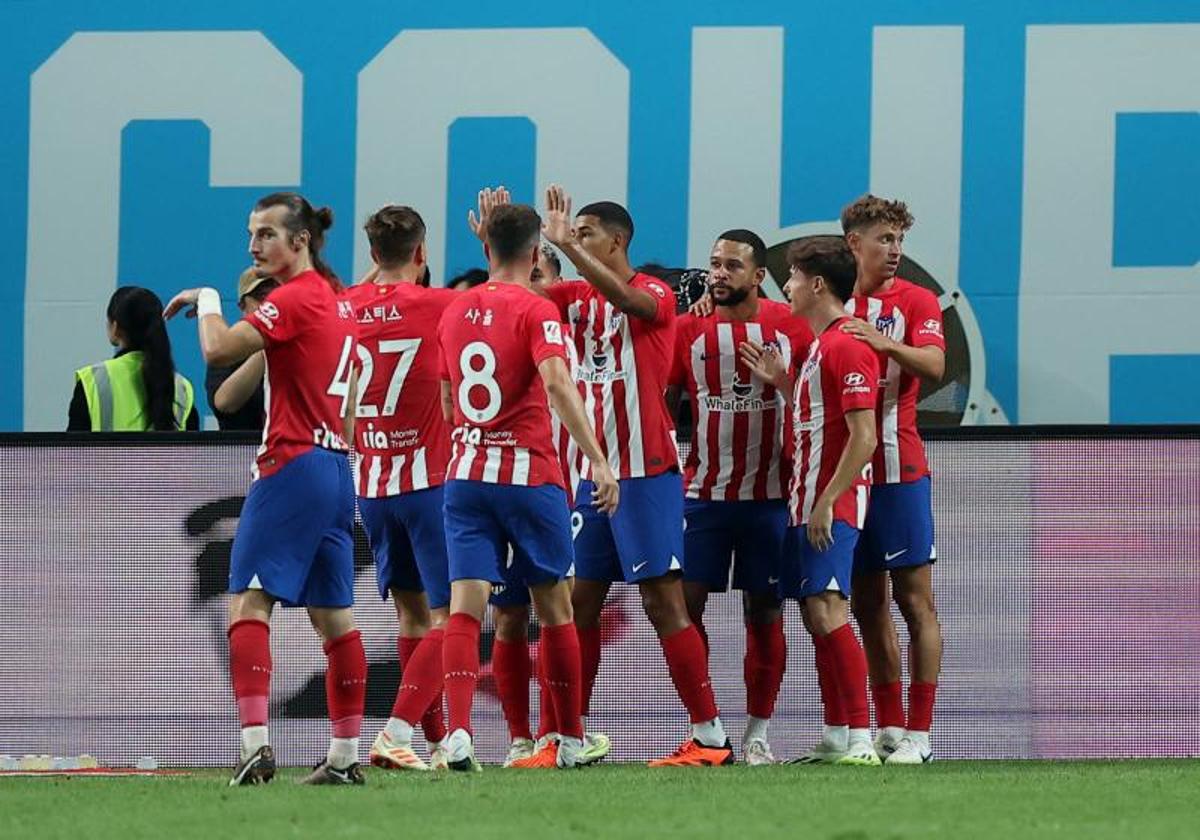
[2,760,1197,839]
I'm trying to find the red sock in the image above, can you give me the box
[695,620,710,657]
[323,629,367,739]
[872,681,906,729]
[578,625,602,717]
[745,619,786,719]
[491,637,533,741]
[661,624,720,724]
[812,633,846,726]
[443,613,481,735]
[228,619,271,728]
[395,632,446,741]
[908,682,937,733]
[539,623,584,739]
[824,623,869,729]
[536,653,559,738]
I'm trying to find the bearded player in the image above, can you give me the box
[668,229,813,764]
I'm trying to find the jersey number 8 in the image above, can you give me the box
[458,341,502,423]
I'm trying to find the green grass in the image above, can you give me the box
[2,761,1198,839]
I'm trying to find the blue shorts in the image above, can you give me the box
[444,480,574,591]
[779,522,860,601]
[358,486,450,609]
[490,510,584,607]
[573,471,684,583]
[853,476,936,575]
[683,499,788,593]
[229,447,355,608]
[488,549,530,609]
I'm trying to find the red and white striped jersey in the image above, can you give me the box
[438,281,568,489]
[548,333,587,506]
[343,282,456,499]
[845,278,945,484]
[545,274,678,480]
[789,318,880,528]
[670,301,814,500]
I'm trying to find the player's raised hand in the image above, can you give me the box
[806,499,834,552]
[542,184,575,248]
[163,288,202,320]
[739,339,788,390]
[468,186,511,242]
[840,317,894,352]
[689,293,715,318]
[589,460,620,516]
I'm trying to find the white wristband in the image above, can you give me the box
[196,287,222,319]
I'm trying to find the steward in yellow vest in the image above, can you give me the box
[68,287,199,431]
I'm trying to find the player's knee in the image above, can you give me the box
[742,594,781,626]
[492,606,529,642]
[684,588,708,626]
[429,607,450,630]
[804,594,848,637]
[807,610,844,637]
[640,586,688,634]
[895,588,938,628]
[571,589,605,629]
[307,607,355,642]
[396,612,432,638]
[850,584,890,624]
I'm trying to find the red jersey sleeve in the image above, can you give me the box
[245,282,305,345]
[668,313,695,387]
[543,280,585,320]
[525,297,570,367]
[905,287,946,350]
[631,273,676,326]
[834,337,880,412]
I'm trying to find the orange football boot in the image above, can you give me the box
[648,739,735,767]
[509,739,559,768]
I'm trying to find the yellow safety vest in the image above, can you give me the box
[74,351,195,431]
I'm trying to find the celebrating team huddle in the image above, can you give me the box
[164,183,945,785]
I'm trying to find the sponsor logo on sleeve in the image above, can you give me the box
[542,320,563,345]
[843,370,872,395]
[253,301,279,330]
[918,318,943,337]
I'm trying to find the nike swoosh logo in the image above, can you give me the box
[632,561,648,573]
[326,765,355,783]
[767,577,779,585]
[884,549,908,561]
